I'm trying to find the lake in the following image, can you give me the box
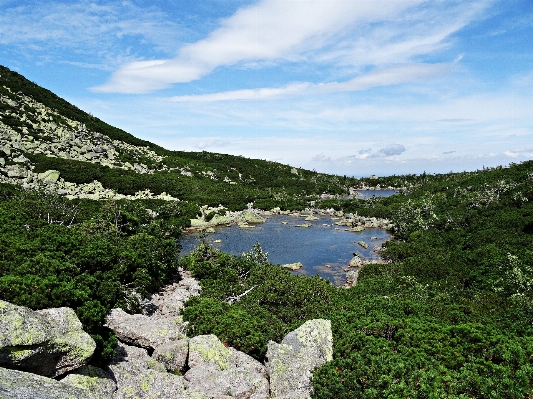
[179,214,391,286]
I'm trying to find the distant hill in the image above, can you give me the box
[0,65,360,210]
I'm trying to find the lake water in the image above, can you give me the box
[354,189,398,199]
[179,214,391,286]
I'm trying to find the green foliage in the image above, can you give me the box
[0,184,197,362]
[181,242,335,360]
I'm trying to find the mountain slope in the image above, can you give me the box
[0,65,357,210]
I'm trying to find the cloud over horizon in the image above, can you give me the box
[93,0,484,94]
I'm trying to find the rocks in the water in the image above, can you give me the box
[105,308,187,349]
[294,223,311,228]
[0,367,106,399]
[304,215,319,221]
[266,319,333,398]
[238,210,266,224]
[60,365,117,397]
[281,262,303,270]
[345,225,365,232]
[185,334,269,399]
[0,300,96,378]
[348,257,363,268]
[357,240,369,249]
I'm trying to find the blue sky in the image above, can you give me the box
[1,0,532,176]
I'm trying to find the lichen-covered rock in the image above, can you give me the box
[266,319,333,398]
[237,211,266,224]
[105,308,187,349]
[60,365,117,397]
[152,338,189,372]
[38,169,60,183]
[349,255,363,267]
[281,262,303,270]
[0,300,95,378]
[0,367,106,399]
[357,241,369,249]
[107,342,192,399]
[185,335,269,398]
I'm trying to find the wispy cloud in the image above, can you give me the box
[170,62,457,102]
[0,1,185,68]
[94,0,489,93]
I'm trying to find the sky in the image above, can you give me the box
[1,0,532,177]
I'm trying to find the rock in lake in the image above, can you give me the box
[281,262,303,270]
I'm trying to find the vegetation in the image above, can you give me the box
[1,64,533,396]
[0,183,198,363]
[180,161,533,398]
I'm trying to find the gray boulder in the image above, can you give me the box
[5,165,27,178]
[38,169,60,183]
[185,334,269,399]
[266,319,333,398]
[152,338,189,372]
[0,300,96,378]
[0,367,105,399]
[105,308,187,349]
[107,342,192,399]
[60,365,117,397]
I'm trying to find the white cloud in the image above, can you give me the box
[95,0,495,93]
[169,62,456,102]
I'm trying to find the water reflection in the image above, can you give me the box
[179,214,391,286]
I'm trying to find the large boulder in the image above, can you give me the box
[237,211,266,224]
[60,365,117,397]
[106,342,192,399]
[0,367,105,399]
[0,300,96,378]
[105,308,187,349]
[266,319,333,398]
[38,169,60,183]
[184,334,269,399]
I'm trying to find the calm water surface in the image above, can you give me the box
[354,189,398,199]
[179,214,391,286]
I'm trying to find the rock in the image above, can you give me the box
[238,211,266,224]
[304,215,319,221]
[5,165,27,178]
[266,319,333,398]
[0,145,11,156]
[345,226,365,232]
[349,255,363,268]
[107,342,190,399]
[0,301,95,378]
[105,308,187,349]
[345,269,360,287]
[60,365,117,397]
[294,223,311,228]
[357,241,369,249]
[185,335,269,399]
[152,339,189,372]
[12,155,31,164]
[281,262,303,270]
[38,169,60,183]
[0,367,106,399]
[0,157,4,166]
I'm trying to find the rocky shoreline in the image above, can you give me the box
[0,269,333,399]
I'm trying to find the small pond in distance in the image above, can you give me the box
[179,214,391,286]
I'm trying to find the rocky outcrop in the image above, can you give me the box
[60,365,117,397]
[104,308,187,349]
[0,300,96,378]
[107,342,192,399]
[266,319,333,398]
[185,334,269,398]
[0,367,106,399]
